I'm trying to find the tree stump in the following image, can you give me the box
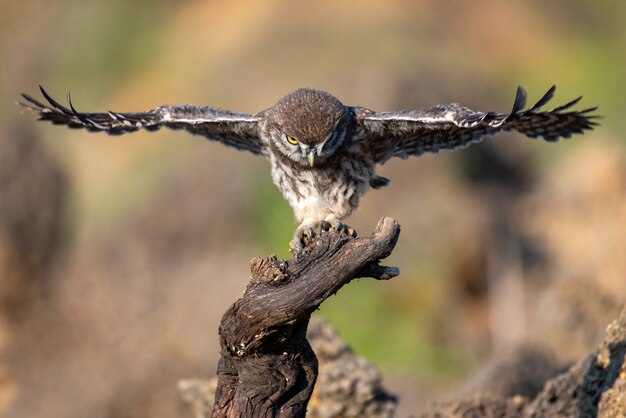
[211,217,401,418]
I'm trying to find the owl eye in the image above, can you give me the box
[286,135,298,145]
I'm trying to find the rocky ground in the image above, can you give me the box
[421,305,626,417]
[178,306,626,417]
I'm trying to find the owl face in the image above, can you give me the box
[265,88,348,167]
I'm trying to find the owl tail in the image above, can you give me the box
[369,175,390,189]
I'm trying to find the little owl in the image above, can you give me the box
[20,85,598,250]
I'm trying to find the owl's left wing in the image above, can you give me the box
[19,86,265,155]
[353,86,599,164]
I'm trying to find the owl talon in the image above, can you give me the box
[319,220,332,232]
[291,222,317,253]
[290,235,305,253]
[331,220,346,233]
[289,239,302,253]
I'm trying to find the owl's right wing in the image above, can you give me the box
[353,86,599,164]
[19,86,266,156]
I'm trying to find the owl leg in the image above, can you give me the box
[291,218,317,252]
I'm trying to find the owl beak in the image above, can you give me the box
[307,151,315,167]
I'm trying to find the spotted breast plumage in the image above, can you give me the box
[19,85,599,250]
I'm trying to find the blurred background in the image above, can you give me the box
[1,0,624,416]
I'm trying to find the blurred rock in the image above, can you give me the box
[420,304,626,417]
[1,146,252,418]
[0,125,67,319]
[458,345,566,399]
[441,140,626,364]
[422,395,526,418]
[307,316,397,418]
[0,124,68,417]
[178,378,217,418]
[525,305,626,417]
[519,141,626,361]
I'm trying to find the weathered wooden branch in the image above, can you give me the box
[211,217,401,418]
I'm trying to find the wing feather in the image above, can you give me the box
[19,86,265,155]
[355,86,599,164]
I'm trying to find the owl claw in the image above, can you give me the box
[289,239,303,253]
[290,223,317,253]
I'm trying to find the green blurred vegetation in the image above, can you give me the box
[247,179,295,260]
[2,0,624,382]
[318,273,471,380]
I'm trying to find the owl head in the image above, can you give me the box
[263,88,348,167]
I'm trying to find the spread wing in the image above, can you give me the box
[19,86,265,156]
[354,86,599,164]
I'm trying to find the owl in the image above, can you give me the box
[19,85,598,250]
